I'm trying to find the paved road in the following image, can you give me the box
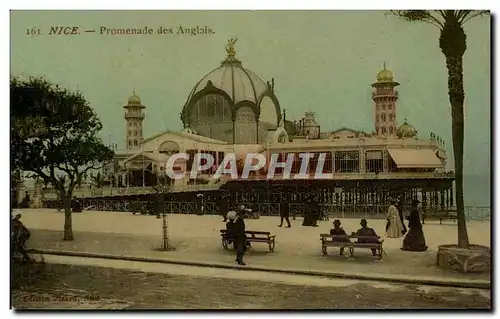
[11,256,491,310]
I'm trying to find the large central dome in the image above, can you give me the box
[186,57,269,105]
[181,39,281,144]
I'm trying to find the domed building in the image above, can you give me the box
[73,45,452,218]
[180,38,281,144]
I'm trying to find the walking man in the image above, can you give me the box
[278,196,291,228]
[228,211,247,265]
[219,193,229,222]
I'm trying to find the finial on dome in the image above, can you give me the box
[383,62,386,70]
[133,89,136,95]
[225,37,238,57]
[404,117,407,123]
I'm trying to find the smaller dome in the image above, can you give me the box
[376,69,393,82]
[397,119,418,138]
[128,91,141,105]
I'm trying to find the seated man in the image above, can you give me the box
[352,219,380,256]
[330,219,349,255]
[225,211,237,248]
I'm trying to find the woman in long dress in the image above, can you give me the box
[385,199,404,238]
[402,199,428,251]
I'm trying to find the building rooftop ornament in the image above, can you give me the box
[376,62,394,82]
[226,37,237,57]
[124,90,145,109]
[397,118,418,139]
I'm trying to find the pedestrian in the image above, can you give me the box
[311,197,320,227]
[302,197,313,226]
[385,198,405,238]
[278,196,291,228]
[353,219,380,256]
[397,197,407,234]
[195,193,204,215]
[219,193,229,222]
[402,199,428,252]
[228,210,247,265]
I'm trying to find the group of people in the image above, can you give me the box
[330,218,380,256]
[327,197,428,256]
[386,198,428,252]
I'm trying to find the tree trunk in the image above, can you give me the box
[445,55,469,248]
[62,192,74,241]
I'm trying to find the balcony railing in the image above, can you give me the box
[37,171,455,199]
[40,200,491,222]
[41,184,223,199]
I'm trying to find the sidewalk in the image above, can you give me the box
[29,226,490,289]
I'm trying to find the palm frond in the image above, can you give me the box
[462,10,490,24]
[388,10,443,28]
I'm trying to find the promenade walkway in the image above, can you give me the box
[18,209,491,288]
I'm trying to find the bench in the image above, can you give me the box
[220,229,276,252]
[320,234,384,259]
[422,211,458,225]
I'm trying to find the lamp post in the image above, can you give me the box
[155,167,175,251]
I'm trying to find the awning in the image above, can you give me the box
[387,149,442,168]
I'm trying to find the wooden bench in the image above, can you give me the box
[422,211,458,225]
[220,229,276,252]
[320,234,384,259]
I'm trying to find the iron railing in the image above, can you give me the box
[41,199,490,222]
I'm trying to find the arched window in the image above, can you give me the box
[159,141,180,156]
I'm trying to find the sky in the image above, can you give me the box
[10,10,491,205]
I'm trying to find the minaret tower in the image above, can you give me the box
[371,63,400,136]
[124,90,146,150]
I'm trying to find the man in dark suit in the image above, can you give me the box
[353,219,379,256]
[278,195,291,228]
[219,193,229,222]
[228,211,247,265]
[397,197,407,235]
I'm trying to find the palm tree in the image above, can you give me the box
[389,10,489,248]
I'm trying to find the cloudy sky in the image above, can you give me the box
[10,10,490,205]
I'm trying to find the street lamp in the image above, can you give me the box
[154,169,175,251]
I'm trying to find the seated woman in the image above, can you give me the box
[330,219,349,255]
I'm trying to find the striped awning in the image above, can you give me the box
[387,149,442,168]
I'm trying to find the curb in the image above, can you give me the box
[32,249,491,290]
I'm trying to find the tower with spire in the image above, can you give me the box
[124,90,146,150]
[371,63,400,136]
